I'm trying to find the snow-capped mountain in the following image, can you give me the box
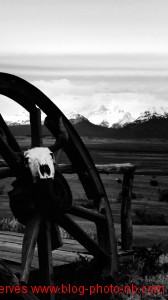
[85,105,135,128]
[5,110,45,126]
[66,112,88,124]
[3,106,168,129]
[134,106,168,123]
[112,112,135,128]
[5,111,30,126]
[5,111,88,126]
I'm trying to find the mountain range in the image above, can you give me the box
[67,105,135,128]
[4,106,168,139]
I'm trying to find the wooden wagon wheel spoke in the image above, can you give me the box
[20,214,41,284]
[56,213,109,263]
[45,116,67,168]
[37,220,55,300]
[0,73,118,299]
[45,116,68,152]
[54,149,62,168]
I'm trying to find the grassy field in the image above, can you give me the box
[15,136,168,173]
[0,137,168,250]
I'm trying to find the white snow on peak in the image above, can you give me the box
[4,110,45,126]
[85,105,131,127]
[3,105,168,129]
[66,111,85,120]
[112,112,135,128]
[66,111,88,124]
[136,106,168,122]
[5,111,30,126]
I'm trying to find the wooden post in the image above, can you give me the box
[96,197,118,283]
[37,221,55,300]
[121,170,134,250]
[30,108,43,147]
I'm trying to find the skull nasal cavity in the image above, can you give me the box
[40,164,51,176]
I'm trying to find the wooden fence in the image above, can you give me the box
[58,163,136,251]
[0,162,136,251]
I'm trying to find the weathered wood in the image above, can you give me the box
[54,149,62,167]
[95,163,136,174]
[0,161,136,176]
[1,242,91,260]
[57,163,136,174]
[0,231,133,271]
[2,162,168,176]
[57,213,109,262]
[96,197,118,282]
[0,247,87,267]
[0,258,19,285]
[37,221,55,300]
[0,231,89,252]
[69,204,106,223]
[0,167,13,178]
[30,108,43,147]
[0,259,40,300]
[50,222,63,250]
[121,171,134,250]
[0,242,85,259]
[20,215,41,284]
[0,159,7,167]
[0,74,134,296]
[45,116,68,152]
[0,239,88,254]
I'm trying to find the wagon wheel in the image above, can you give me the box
[0,73,118,299]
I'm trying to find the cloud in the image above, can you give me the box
[31,77,168,118]
[1,75,168,120]
[32,79,94,96]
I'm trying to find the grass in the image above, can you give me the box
[27,244,168,299]
[0,217,98,242]
[1,137,168,298]
[0,217,25,233]
[1,172,168,246]
[0,217,73,238]
[13,136,168,173]
[117,245,168,299]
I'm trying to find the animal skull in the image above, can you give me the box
[24,147,55,183]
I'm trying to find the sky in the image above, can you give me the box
[0,0,168,120]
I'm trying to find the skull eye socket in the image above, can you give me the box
[24,157,29,165]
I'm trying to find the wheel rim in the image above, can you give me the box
[0,72,118,284]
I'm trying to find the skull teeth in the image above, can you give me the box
[40,164,51,177]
